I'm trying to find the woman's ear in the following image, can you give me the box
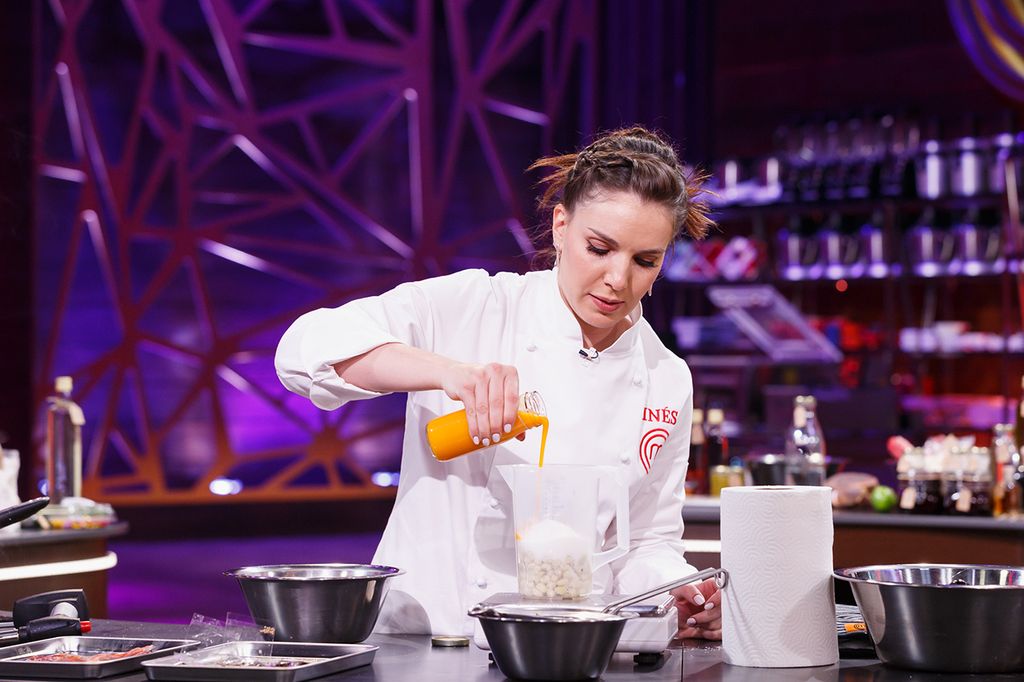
[552,204,568,252]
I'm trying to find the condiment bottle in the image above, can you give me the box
[425,392,546,462]
[785,395,827,486]
[704,409,728,470]
[1015,375,1024,449]
[45,376,85,503]
[993,423,1024,517]
[685,409,707,495]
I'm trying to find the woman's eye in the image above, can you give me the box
[586,244,609,256]
[635,258,657,268]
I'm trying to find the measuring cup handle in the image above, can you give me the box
[592,467,631,570]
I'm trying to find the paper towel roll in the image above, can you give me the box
[721,485,838,668]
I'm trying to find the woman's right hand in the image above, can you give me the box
[441,362,520,447]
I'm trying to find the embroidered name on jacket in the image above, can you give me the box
[639,407,677,473]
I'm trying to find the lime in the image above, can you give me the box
[869,485,898,513]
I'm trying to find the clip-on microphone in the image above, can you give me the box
[578,347,599,360]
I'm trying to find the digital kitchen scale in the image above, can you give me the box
[471,592,678,654]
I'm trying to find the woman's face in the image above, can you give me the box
[552,190,674,348]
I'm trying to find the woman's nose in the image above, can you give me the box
[604,258,629,290]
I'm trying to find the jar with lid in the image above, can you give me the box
[896,448,943,514]
[942,447,993,516]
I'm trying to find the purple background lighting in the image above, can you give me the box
[33,0,596,504]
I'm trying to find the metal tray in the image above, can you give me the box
[141,641,378,682]
[0,636,201,678]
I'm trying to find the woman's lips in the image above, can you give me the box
[589,294,623,313]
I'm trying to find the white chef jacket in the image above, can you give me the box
[275,267,698,636]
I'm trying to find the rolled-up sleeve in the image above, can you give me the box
[275,269,490,410]
[611,382,698,593]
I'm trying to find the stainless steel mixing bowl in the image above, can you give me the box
[226,564,403,643]
[469,604,635,681]
[834,563,1024,673]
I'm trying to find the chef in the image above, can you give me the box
[275,126,723,639]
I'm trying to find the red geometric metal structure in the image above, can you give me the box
[33,0,596,504]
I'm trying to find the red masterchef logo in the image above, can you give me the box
[639,428,669,474]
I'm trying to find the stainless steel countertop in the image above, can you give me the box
[63,620,1023,681]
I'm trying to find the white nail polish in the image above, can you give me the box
[693,593,705,606]
[482,438,490,446]
[472,437,480,445]
[504,424,512,433]
[492,433,501,442]
[705,602,715,611]
[686,618,696,627]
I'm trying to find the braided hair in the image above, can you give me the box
[529,127,713,253]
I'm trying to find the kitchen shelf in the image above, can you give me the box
[664,267,1014,288]
[709,192,1004,221]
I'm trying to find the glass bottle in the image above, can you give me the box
[785,395,827,486]
[705,409,728,470]
[993,423,1024,517]
[685,409,707,495]
[45,376,85,503]
[1015,376,1024,449]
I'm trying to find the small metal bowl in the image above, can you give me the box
[834,563,1024,673]
[226,564,403,643]
[469,603,637,681]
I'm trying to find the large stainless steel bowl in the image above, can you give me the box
[469,603,636,681]
[834,563,1024,673]
[226,564,403,643]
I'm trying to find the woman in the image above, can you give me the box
[275,126,722,639]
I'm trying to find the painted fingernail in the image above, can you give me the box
[492,433,501,442]
[686,618,696,627]
[482,438,490,446]
[704,602,715,611]
[472,436,480,445]
[504,424,512,433]
[692,593,705,606]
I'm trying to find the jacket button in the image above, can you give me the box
[526,343,537,352]
[620,453,631,464]
[632,374,643,386]
[476,577,488,589]
[487,496,500,509]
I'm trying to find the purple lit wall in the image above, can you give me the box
[34,0,596,504]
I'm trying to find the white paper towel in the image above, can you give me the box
[721,485,838,668]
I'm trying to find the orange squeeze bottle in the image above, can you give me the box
[426,392,546,461]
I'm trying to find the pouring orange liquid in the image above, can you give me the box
[426,391,548,464]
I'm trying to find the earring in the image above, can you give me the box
[647,285,653,297]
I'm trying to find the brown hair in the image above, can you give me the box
[528,126,714,252]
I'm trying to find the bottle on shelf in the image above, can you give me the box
[1015,375,1024,448]
[785,395,827,486]
[993,423,1023,517]
[685,409,707,495]
[44,376,85,504]
[704,408,728,470]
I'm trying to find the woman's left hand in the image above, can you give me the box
[671,576,722,640]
